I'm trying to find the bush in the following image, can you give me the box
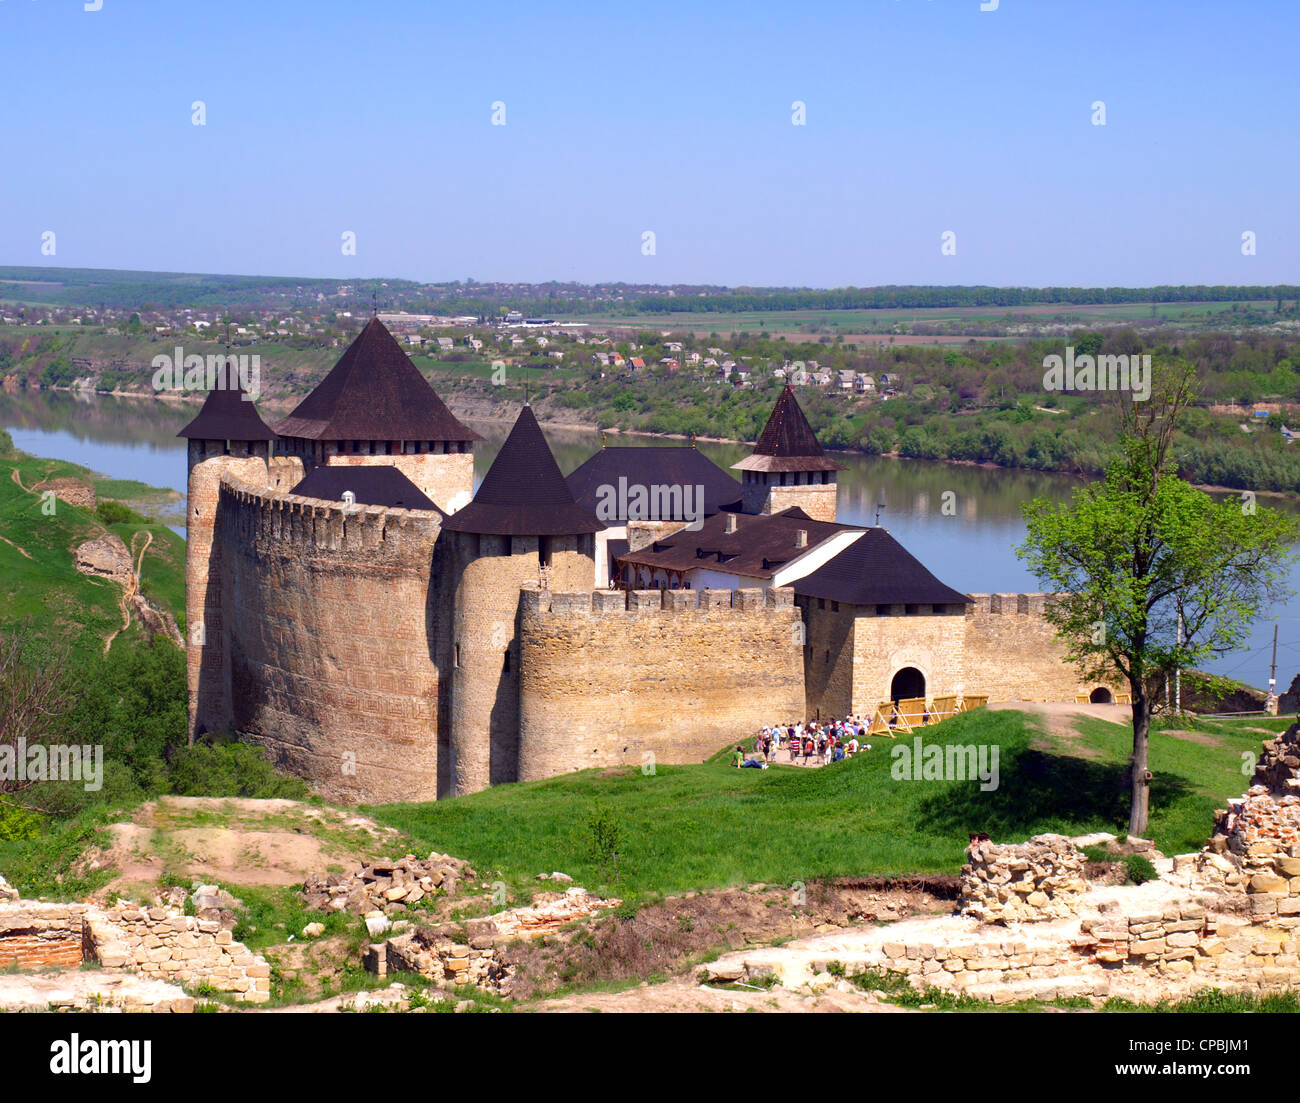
[96,500,139,525]
[166,742,311,800]
[0,429,13,456]
[1124,853,1159,885]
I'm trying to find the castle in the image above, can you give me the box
[181,319,1101,803]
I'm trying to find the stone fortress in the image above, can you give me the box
[182,319,1102,804]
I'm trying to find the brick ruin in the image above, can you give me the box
[702,722,1300,1005]
[0,877,270,1012]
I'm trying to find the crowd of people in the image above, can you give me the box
[731,718,872,769]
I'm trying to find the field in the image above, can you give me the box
[569,300,1281,340]
[367,706,1279,900]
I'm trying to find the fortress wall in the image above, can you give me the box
[798,598,857,720]
[216,480,443,803]
[517,585,804,779]
[322,451,474,515]
[186,450,270,739]
[963,593,1093,702]
[446,533,594,796]
[850,604,968,714]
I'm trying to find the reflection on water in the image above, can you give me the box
[2,391,1294,686]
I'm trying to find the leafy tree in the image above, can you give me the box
[1018,364,1299,834]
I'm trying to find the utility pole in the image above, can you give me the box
[1175,608,1183,713]
[1270,623,1279,697]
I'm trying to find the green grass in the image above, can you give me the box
[369,707,1271,898]
[1059,715,1269,853]
[0,450,186,656]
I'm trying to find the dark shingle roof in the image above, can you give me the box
[272,318,481,443]
[177,378,276,441]
[731,384,844,473]
[617,507,857,581]
[441,405,601,536]
[289,465,440,512]
[565,446,742,521]
[792,528,972,607]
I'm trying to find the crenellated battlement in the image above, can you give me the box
[966,592,1059,616]
[521,583,796,619]
[218,476,442,554]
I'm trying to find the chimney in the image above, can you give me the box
[725,513,738,534]
[795,529,808,548]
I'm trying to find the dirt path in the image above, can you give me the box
[989,700,1130,758]
[0,533,32,559]
[532,977,912,1013]
[100,528,155,654]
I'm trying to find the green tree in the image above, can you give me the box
[1018,365,1298,835]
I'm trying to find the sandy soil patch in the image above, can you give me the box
[93,796,405,893]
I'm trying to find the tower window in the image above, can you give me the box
[454,643,461,668]
[503,649,511,674]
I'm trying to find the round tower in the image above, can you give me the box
[178,378,276,741]
[271,317,480,514]
[732,384,844,523]
[441,405,599,795]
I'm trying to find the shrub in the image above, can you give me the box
[95,500,138,525]
[166,742,310,800]
[1123,853,1159,885]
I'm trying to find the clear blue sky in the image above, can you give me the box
[1,0,1295,287]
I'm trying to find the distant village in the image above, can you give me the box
[0,294,913,403]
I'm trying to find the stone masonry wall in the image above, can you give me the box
[186,450,271,738]
[517,584,804,779]
[85,905,271,1003]
[851,604,967,715]
[748,481,838,524]
[446,532,594,795]
[963,593,1096,702]
[799,598,857,721]
[322,450,474,515]
[960,834,1089,923]
[0,892,269,1005]
[218,479,444,803]
[0,901,85,969]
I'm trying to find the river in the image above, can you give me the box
[2,389,1295,688]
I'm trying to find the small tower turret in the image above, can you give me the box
[441,405,600,795]
[178,379,277,741]
[732,384,844,523]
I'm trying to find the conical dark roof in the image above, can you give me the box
[272,318,480,442]
[442,405,601,536]
[732,385,844,473]
[177,377,276,441]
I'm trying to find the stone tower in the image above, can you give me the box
[732,384,844,523]
[272,317,480,513]
[440,404,600,795]
[178,378,277,740]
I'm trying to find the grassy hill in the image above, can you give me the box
[0,444,185,659]
[369,708,1287,899]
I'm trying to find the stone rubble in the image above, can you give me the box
[960,833,1088,924]
[303,852,474,916]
